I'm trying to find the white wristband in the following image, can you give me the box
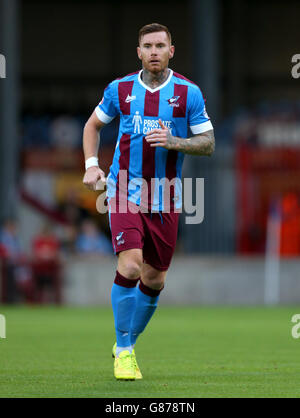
[85,157,99,170]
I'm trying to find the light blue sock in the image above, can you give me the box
[111,272,139,348]
[115,346,133,357]
[130,283,161,346]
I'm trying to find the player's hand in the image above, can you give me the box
[83,166,106,191]
[145,119,176,149]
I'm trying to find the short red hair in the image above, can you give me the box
[138,23,172,45]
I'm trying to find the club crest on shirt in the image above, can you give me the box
[167,96,180,107]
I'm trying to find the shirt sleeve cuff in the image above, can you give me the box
[190,120,213,134]
[95,106,114,124]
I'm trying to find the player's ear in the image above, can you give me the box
[137,46,142,60]
[169,45,175,59]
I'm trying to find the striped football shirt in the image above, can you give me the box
[95,69,213,212]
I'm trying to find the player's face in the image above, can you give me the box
[137,31,174,73]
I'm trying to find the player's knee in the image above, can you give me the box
[145,278,165,291]
[118,249,143,280]
[142,269,166,290]
[118,258,143,280]
[124,261,142,279]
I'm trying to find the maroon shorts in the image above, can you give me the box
[108,201,180,271]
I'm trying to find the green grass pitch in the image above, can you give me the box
[0,305,299,398]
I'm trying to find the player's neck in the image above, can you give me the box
[141,68,170,89]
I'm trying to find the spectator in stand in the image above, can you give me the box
[0,219,22,260]
[76,219,112,255]
[280,192,300,256]
[33,223,60,261]
[32,222,62,304]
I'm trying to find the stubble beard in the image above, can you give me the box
[142,63,170,89]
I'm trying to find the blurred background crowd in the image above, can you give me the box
[0,0,300,304]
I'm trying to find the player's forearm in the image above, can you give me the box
[83,123,101,161]
[169,130,215,156]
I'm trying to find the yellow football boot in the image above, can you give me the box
[112,343,143,380]
[132,349,143,380]
[114,350,136,381]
